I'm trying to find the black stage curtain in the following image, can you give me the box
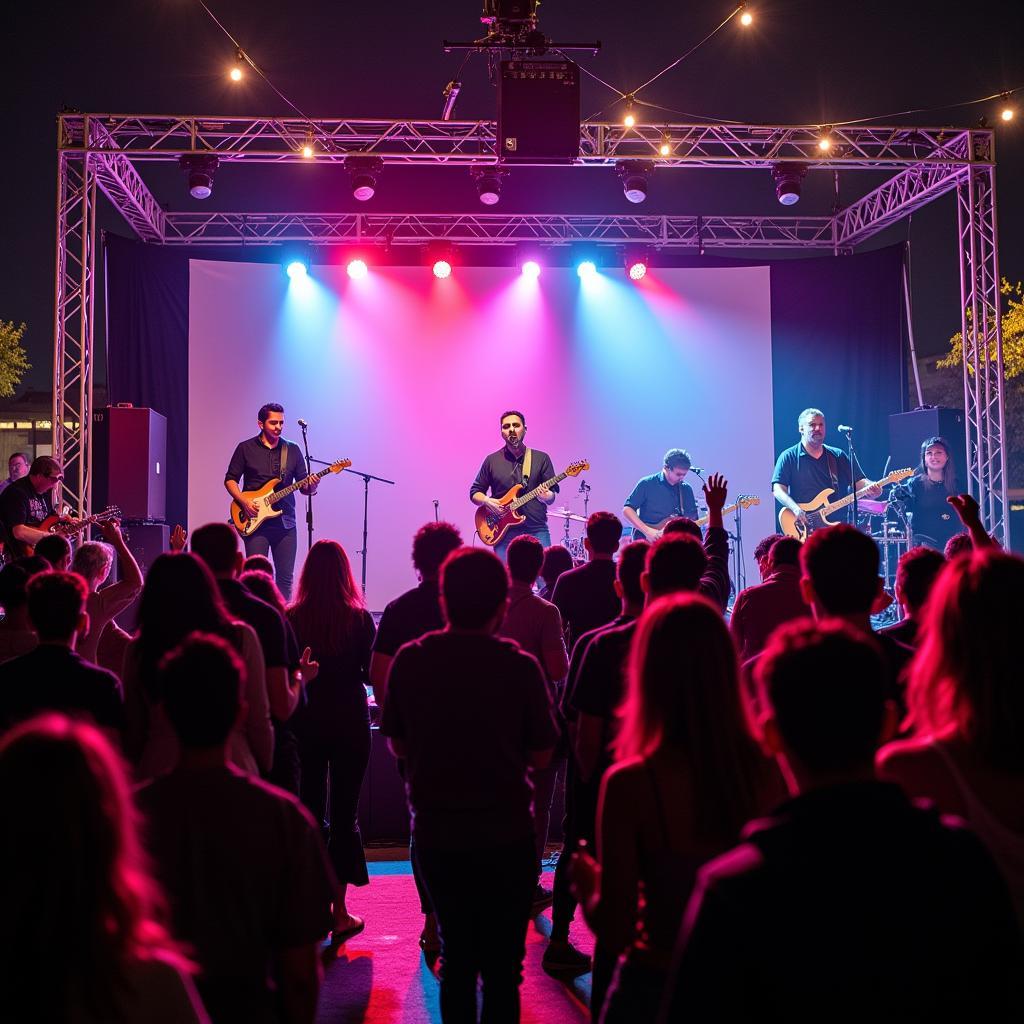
[105,235,906,530]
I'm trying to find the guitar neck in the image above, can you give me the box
[821,474,896,516]
[694,501,740,528]
[511,471,569,509]
[268,466,329,504]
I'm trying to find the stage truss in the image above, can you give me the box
[54,114,1009,545]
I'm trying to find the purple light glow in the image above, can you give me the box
[522,260,541,279]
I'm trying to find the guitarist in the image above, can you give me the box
[0,456,64,559]
[622,448,699,541]
[772,408,880,533]
[224,403,317,598]
[470,410,558,561]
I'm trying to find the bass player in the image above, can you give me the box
[772,408,880,535]
[225,402,317,598]
[470,410,557,561]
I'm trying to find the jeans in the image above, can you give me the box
[243,517,298,599]
[494,523,552,563]
[416,835,536,1023]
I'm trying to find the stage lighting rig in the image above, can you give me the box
[617,161,654,204]
[442,1,599,58]
[473,166,505,205]
[179,154,219,200]
[345,156,383,202]
[771,162,807,206]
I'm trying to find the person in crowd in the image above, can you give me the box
[381,548,559,1023]
[287,539,376,944]
[571,594,776,1022]
[551,511,623,651]
[660,621,1021,1020]
[0,572,123,740]
[122,553,272,780]
[243,553,276,575]
[138,634,337,1023]
[501,534,570,907]
[368,520,463,959]
[752,534,781,582]
[538,544,574,602]
[0,563,39,663]
[72,519,144,670]
[877,548,1024,925]
[547,541,649,975]
[0,715,206,1021]
[944,531,973,559]
[0,451,29,494]
[878,545,945,648]
[729,536,809,661]
[34,533,72,570]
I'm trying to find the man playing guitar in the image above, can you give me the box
[622,448,699,541]
[470,410,558,562]
[0,456,64,559]
[772,408,881,536]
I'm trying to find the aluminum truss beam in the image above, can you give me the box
[160,212,837,250]
[957,148,1010,547]
[59,114,976,170]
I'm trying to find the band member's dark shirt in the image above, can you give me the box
[0,477,55,556]
[772,443,863,507]
[905,474,961,550]
[225,436,306,530]
[470,447,558,528]
[624,472,698,537]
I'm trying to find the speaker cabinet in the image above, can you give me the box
[498,60,580,164]
[93,407,167,522]
[888,407,966,477]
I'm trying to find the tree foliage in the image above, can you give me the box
[0,321,31,398]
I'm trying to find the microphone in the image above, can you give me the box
[297,418,308,429]
[688,466,705,475]
[578,479,591,493]
[837,424,853,434]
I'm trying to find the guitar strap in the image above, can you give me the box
[826,450,839,492]
[522,448,533,487]
[278,441,288,482]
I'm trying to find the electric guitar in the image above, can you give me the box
[17,505,122,558]
[778,469,914,542]
[475,460,590,546]
[630,495,761,540]
[229,459,352,538]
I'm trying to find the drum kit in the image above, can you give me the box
[857,496,915,597]
[550,506,588,563]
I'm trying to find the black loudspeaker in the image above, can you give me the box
[113,523,170,632]
[888,407,966,476]
[498,60,580,163]
[93,406,167,521]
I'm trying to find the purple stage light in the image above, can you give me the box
[522,260,541,279]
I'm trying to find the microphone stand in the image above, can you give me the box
[842,427,858,527]
[299,422,314,553]
[433,500,440,523]
[579,480,591,518]
[344,465,395,597]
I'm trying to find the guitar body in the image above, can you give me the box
[475,485,526,546]
[778,487,838,542]
[230,478,285,538]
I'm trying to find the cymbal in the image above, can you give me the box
[549,508,587,522]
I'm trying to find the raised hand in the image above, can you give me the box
[947,493,981,525]
[97,519,123,543]
[703,473,729,514]
[170,524,188,552]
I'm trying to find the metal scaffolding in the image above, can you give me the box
[53,114,1009,544]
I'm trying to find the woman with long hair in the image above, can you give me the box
[878,549,1024,924]
[288,539,376,940]
[902,436,962,551]
[538,544,574,601]
[123,553,273,780]
[572,594,780,1022]
[0,714,206,1022]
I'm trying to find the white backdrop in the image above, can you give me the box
[188,261,776,609]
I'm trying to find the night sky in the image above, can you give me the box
[3,0,1022,393]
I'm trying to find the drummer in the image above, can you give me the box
[622,448,698,541]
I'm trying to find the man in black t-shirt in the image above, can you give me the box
[470,409,559,561]
[0,456,63,559]
[224,403,317,599]
[381,548,558,1021]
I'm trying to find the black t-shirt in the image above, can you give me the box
[551,559,620,653]
[470,447,558,528]
[772,443,862,507]
[0,644,123,732]
[217,577,288,668]
[906,474,961,549]
[225,436,306,529]
[380,630,559,848]
[372,580,444,658]
[0,477,54,556]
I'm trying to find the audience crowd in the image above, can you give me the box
[0,478,1021,1023]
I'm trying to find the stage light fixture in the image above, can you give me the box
[426,242,456,279]
[301,133,315,159]
[522,260,541,279]
[739,5,753,26]
[433,260,452,279]
[659,135,672,157]
[345,156,383,202]
[617,160,654,204]
[473,167,504,206]
[817,134,832,152]
[624,249,649,281]
[178,154,219,200]
[577,260,597,279]
[286,261,307,279]
[347,258,369,279]
[771,162,807,206]
[622,96,637,128]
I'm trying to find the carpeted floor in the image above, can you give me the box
[315,862,595,1023]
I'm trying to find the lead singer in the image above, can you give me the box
[470,410,558,562]
[224,402,317,598]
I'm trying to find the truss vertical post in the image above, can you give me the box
[53,117,96,519]
[956,130,1009,547]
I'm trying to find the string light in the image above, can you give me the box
[739,5,753,26]
[659,134,672,157]
[817,131,833,153]
[229,48,245,82]
[301,132,315,159]
[1000,94,1015,122]
[623,96,637,129]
